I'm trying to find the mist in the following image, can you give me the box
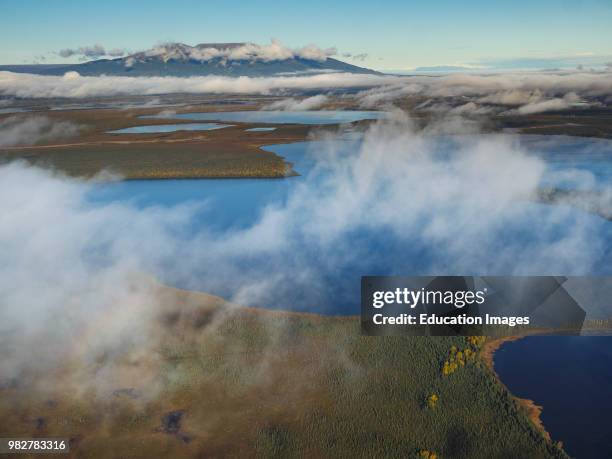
[263,95,329,110]
[0,115,81,147]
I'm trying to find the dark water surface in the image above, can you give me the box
[495,336,612,458]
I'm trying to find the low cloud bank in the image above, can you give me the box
[356,72,612,114]
[0,71,397,99]
[513,92,581,115]
[2,69,611,115]
[0,115,81,147]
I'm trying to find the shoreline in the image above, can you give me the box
[481,336,552,443]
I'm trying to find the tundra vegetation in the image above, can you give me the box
[0,286,567,458]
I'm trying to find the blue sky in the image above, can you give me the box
[1,0,612,71]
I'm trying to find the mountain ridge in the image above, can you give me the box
[0,42,380,77]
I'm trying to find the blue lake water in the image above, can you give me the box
[89,134,612,313]
[495,336,612,458]
[245,127,277,132]
[520,135,612,190]
[143,110,386,125]
[108,123,232,134]
[90,141,323,233]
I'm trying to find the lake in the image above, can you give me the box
[108,123,232,134]
[495,336,612,458]
[89,133,612,313]
[521,135,612,190]
[143,110,386,125]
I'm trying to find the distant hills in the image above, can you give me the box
[0,42,380,77]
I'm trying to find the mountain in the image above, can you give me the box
[0,42,380,77]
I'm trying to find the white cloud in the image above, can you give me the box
[356,71,612,114]
[154,108,178,118]
[415,101,495,117]
[3,69,611,115]
[0,115,81,147]
[263,95,328,111]
[58,44,127,60]
[0,70,398,98]
[513,92,581,115]
[142,40,337,64]
[1,67,610,120]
